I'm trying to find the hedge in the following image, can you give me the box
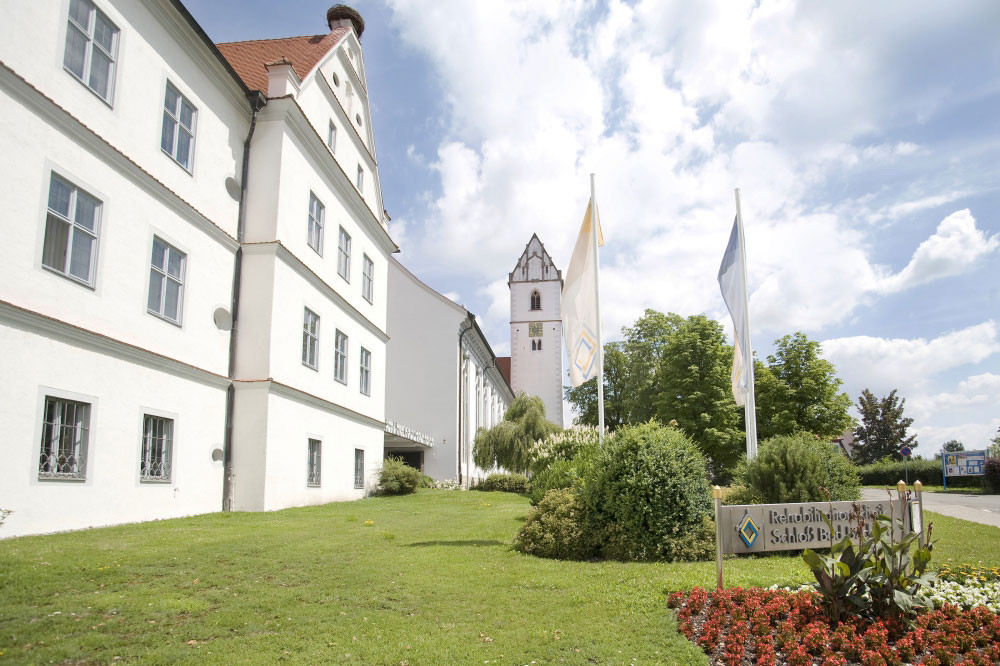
[855,458,982,488]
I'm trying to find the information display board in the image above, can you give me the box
[944,450,986,477]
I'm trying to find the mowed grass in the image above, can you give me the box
[1,492,998,665]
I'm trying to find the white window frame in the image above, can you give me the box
[161,81,197,172]
[327,120,337,153]
[354,448,364,489]
[63,0,119,105]
[147,236,186,325]
[360,347,371,396]
[337,226,351,282]
[334,329,348,384]
[302,307,320,370]
[139,414,173,483]
[38,395,91,481]
[362,254,374,303]
[42,172,101,288]
[307,192,325,255]
[307,438,322,487]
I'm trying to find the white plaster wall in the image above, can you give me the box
[0,325,226,538]
[0,92,235,376]
[260,393,382,511]
[510,280,564,427]
[267,258,385,423]
[385,259,464,481]
[231,382,269,512]
[233,251,276,380]
[0,0,250,237]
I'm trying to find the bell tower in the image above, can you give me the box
[508,234,564,427]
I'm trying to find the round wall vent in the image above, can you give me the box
[213,307,233,331]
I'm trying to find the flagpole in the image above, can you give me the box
[591,173,605,443]
[734,188,758,458]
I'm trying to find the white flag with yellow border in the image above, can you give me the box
[562,201,604,387]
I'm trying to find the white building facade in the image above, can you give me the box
[385,258,514,487]
[0,1,395,537]
[508,235,565,428]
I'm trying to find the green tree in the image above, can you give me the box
[473,393,560,474]
[989,427,1000,458]
[654,315,743,479]
[934,439,965,460]
[620,310,684,423]
[755,332,853,440]
[851,389,917,464]
[564,342,629,429]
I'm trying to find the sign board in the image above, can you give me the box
[717,499,908,555]
[900,446,912,458]
[944,450,986,477]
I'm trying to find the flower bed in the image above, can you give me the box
[668,586,1000,665]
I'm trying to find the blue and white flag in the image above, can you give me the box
[718,217,749,406]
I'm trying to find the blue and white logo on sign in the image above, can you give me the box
[572,327,598,380]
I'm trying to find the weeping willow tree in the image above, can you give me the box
[473,393,560,474]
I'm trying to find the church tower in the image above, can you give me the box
[509,235,565,427]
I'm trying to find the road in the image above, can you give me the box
[861,488,1000,529]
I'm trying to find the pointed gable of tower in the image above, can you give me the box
[509,234,562,283]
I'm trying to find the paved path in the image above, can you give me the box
[861,489,1000,529]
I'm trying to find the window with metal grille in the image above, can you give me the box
[64,0,118,103]
[327,120,337,152]
[38,397,90,480]
[362,254,374,303]
[147,237,185,324]
[161,82,197,171]
[338,227,351,281]
[354,448,364,489]
[360,347,371,396]
[334,330,348,384]
[42,173,101,287]
[140,415,172,482]
[307,439,322,487]
[530,290,541,310]
[302,308,320,370]
[307,192,324,254]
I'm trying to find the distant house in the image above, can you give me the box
[833,430,857,457]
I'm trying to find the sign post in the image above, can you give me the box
[900,446,912,485]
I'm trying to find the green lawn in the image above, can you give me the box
[1,491,998,665]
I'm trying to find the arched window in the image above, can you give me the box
[537,339,542,350]
[531,340,536,351]
[530,290,541,310]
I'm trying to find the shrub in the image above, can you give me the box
[984,458,1000,493]
[582,421,713,562]
[418,474,435,489]
[376,457,422,495]
[738,433,860,504]
[527,426,600,474]
[855,458,954,487]
[475,472,530,493]
[720,485,762,506]
[514,488,596,560]
[529,459,583,505]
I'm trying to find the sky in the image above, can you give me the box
[185,0,1000,456]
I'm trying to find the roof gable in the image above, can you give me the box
[509,234,561,283]
[216,28,349,93]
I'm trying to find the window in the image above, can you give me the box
[147,237,185,324]
[354,448,364,489]
[307,439,322,487]
[360,347,371,396]
[307,192,324,254]
[302,308,320,370]
[362,254,374,303]
[140,415,172,482]
[530,290,541,310]
[356,165,364,192]
[337,227,351,281]
[327,120,337,153]
[64,0,119,103]
[38,397,90,480]
[334,330,348,384]
[42,173,101,286]
[161,82,197,170]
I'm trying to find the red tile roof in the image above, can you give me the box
[216,28,349,93]
[496,357,511,386]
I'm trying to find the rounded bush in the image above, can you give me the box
[376,457,422,495]
[529,459,583,506]
[738,433,861,504]
[583,421,713,562]
[475,472,530,493]
[514,488,596,560]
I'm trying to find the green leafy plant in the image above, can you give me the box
[528,458,584,505]
[376,457,422,495]
[514,488,597,560]
[527,426,600,474]
[474,473,530,493]
[737,433,860,504]
[473,394,560,474]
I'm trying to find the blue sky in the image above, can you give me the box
[185,0,1000,455]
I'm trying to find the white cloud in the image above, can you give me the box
[912,418,1000,457]
[909,373,1000,421]
[877,209,999,293]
